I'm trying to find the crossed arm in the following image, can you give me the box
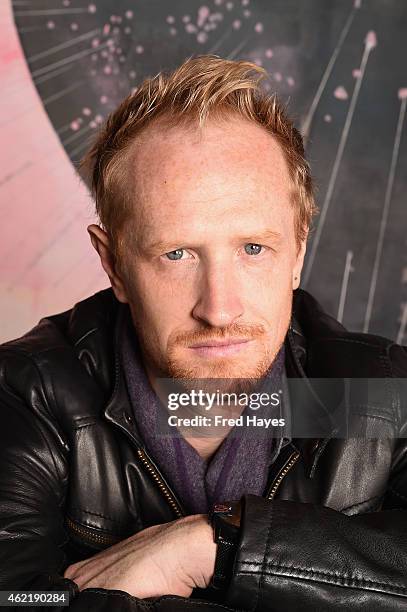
[63,514,216,598]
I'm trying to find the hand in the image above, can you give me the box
[64,514,216,599]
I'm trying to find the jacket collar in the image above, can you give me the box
[103,304,145,448]
[103,289,341,474]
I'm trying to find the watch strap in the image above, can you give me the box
[212,537,236,589]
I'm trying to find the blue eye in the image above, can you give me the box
[244,243,263,255]
[165,249,185,260]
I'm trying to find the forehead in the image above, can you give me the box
[126,115,294,240]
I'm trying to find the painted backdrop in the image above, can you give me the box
[1,0,406,343]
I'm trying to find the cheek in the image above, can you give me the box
[126,265,193,337]
[241,255,294,315]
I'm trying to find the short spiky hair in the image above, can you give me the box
[82,55,317,260]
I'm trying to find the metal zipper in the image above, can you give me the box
[266,450,300,501]
[65,445,184,545]
[137,448,184,518]
[66,516,120,546]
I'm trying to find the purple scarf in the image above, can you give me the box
[121,311,288,514]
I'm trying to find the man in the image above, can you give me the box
[1,55,407,611]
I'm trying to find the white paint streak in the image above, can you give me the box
[303,35,376,288]
[337,250,354,323]
[363,97,406,332]
[227,37,250,60]
[397,303,407,344]
[301,5,357,143]
[27,28,101,64]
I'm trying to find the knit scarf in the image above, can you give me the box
[121,310,288,514]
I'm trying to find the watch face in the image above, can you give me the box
[213,503,233,514]
[212,500,242,528]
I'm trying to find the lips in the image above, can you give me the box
[189,338,251,348]
[188,338,252,357]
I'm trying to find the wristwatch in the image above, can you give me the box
[209,499,242,589]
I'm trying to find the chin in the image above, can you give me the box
[166,349,277,393]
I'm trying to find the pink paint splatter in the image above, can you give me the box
[91,38,99,48]
[242,0,250,5]
[103,24,111,35]
[46,21,55,29]
[82,107,91,116]
[324,114,332,123]
[186,23,197,33]
[88,4,96,14]
[182,15,191,23]
[254,58,263,66]
[103,65,112,75]
[197,31,208,44]
[170,27,177,36]
[70,120,80,131]
[71,23,78,31]
[398,88,407,100]
[354,0,362,7]
[100,95,108,104]
[166,15,175,24]
[233,20,241,29]
[254,22,264,33]
[135,45,144,54]
[95,115,103,124]
[334,85,348,100]
[243,9,251,18]
[197,6,210,28]
[125,10,134,19]
[274,72,282,82]
[352,68,361,78]
[265,48,273,58]
[365,30,377,50]
[286,76,295,87]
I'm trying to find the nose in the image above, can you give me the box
[192,261,244,328]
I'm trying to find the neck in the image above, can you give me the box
[145,366,249,459]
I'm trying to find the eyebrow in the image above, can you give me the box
[141,239,184,256]
[234,229,283,244]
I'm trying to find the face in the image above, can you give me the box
[91,115,307,388]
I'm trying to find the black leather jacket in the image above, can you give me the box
[1,288,407,611]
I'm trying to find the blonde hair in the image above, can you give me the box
[82,54,317,260]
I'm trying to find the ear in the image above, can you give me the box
[87,224,129,303]
[292,233,308,290]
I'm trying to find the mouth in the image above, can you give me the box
[188,338,253,358]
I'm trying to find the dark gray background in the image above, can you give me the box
[13,0,407,341]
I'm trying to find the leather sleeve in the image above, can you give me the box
[225,493,407,611]
[0,351,228,612]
